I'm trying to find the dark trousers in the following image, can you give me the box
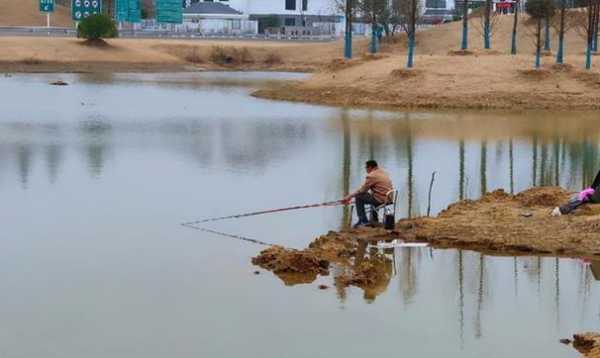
[355,192,382,223]
[559,169,600,215]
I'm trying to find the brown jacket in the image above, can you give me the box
[356,168,394,204]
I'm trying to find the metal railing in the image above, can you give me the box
[0,26,338,41]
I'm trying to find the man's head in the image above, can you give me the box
[365,160,378,173]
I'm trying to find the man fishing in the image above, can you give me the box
[343,160,394,228]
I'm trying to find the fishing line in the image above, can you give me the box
[182,223,274,246]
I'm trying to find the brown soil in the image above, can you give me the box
[572,333,600,358]
[254,186,600,291]
[253,229,394,298]
[399,187,600,257]
[253,14,600,110]
[0,36,369,73]
[3,12,600,110]
[80,39,111,48]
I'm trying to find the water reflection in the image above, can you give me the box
[6,105,600,216]
[334,246,600,343]
[2,74,600,358]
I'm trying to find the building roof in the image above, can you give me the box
[423,8,455,16]
[183,2,242,15]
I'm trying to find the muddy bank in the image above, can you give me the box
[400,187,600,257]
[0,36,362,74]
[253,229,394,299]
[572,333,600,358]
[253,187,600,296]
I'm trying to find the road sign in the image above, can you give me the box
[72,0,102,21]
[155,0,182,24]
[116,0,141,23]
[40,0,54,12]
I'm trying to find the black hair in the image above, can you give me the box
[366,160,378,169]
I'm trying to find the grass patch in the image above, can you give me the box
[264,51,283,65]
[183,48,204,64]
[209,46,254,65]
[20,57,42,65]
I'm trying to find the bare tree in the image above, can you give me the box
[511,0,520,54]
[525,0,556,68]
[461,0,470,50]
[472,3,500,49]
[551,0,578,63]
[392,0,421,67]
[358,0,389,53]
[574,1,600,69]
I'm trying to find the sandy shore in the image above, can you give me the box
[0,36,364,73]
[253,53,600,110]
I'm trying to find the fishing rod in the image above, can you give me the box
[181,199,348,226]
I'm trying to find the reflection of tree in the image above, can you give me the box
[509,138,514,194]
[407,133,414,217]
[45,144,63,184]
[480,141,487,196]
[554,257,560,327]
[219,121,310,171]
[553,137,560,186]
[532,136,538,187]
[513,257,518,298]
[16,144,33,188]
[475,254,485,339]
[399,248,417,303]
[457,250,465,347]
[341,111,352,229]
[540,141,549,186]
[459,140,466,200]
[80,120,112,179]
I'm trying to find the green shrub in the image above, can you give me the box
[77,14,118,41]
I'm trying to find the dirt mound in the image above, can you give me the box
[514,186,568,207]
[448,49,475,56]
[252,229,396,297]
[551,63,575,72]
[399,186,600,257]
[390,68,422,79]
[518,68,552,79]
[573,333,600,358]
[252,246,329,275]
[335,253,392,287]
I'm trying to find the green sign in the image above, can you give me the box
[115,0,141,22]
[72,0,102,21]
[155,0,182,24]
[40,0,54,12]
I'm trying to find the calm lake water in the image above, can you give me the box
[1,72,599,358]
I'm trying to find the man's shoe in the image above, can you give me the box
[551,207,562,217]
[353,221,368,228]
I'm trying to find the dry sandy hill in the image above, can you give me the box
[382,12,589,55]
[0,0,72,27]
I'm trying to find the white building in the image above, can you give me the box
[184,0,343,35]
[183,2,257,34]
[422,0,456,23]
